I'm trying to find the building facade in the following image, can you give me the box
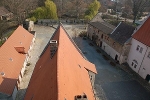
[0,26,35,99]
[102,22,135,64]
[127,15,150,82]
[87,21,115,47]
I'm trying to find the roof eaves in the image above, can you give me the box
[84,67,97,74]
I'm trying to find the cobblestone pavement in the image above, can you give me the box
[79,38,150,100]
[15,25,56,100]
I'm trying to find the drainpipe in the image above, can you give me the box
[138,46,148,73]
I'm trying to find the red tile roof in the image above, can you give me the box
[132,16,150,46]
[0,26,34,95]
[24,24,97,100]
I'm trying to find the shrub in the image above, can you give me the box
[29,16,37,22]
[26,62,31,66]
[79,31,87,37]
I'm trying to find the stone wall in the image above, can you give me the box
[37,19,89,25]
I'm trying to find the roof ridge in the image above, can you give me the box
[40,25,60,57]
[59,23,88,60]
[101,21,115,30]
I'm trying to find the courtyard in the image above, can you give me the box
[16,24,150,100]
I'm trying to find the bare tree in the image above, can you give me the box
[132,0,150,24]
[0,20,8,44]
[3,0,38,24]
[73,0,87,18]
[53,0,91,18]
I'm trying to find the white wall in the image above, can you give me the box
[127,39,147,73]
[139,47,150,79]
[102,42,120,61]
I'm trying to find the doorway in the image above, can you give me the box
[115,55,118,60]
[145,74,150,82]
[100,41,102,47]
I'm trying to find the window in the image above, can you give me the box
[136,45,140,51]
[101,34,103,39]
[139,47,143,53]
[134,64,137,68]
[132,59,138,68]
[113,42,115,47]
[148,52,150,58]
[136,45,144,53]
[90,76,92,80]
[107,37,109,41]
[131,62,134,66]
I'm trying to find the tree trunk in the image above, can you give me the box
[133,15,136,24]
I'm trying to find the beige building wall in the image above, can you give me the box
[88,71,95,87]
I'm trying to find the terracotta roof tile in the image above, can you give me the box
[24,24,97,100]
[133,16,150,46]
[0,26,34,95]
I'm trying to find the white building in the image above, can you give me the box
[0,26,35,100]
[127,15,150,82]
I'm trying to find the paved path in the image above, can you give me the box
[79,38,150,100]
[15,25,56,100]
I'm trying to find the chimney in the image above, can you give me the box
[50,40,57,58]
[75,93,88,100]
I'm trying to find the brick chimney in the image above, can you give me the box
[75,93,88,100]
[50,40,57,58]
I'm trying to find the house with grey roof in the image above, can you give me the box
[103,22,135,64]
[0,7,13,20]
[90,13,104,22]
[87,19,115,47]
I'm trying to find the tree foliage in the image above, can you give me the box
[84,0,101,20]
[31,0,58,21]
